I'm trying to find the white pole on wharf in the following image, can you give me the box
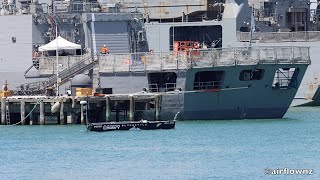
[56,25,59,96]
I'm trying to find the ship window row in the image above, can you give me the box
[192,68,300,90]
[146,68,299,92]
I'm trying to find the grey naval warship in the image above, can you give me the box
[0,0,315,120]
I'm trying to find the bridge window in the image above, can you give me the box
[272,68,299,89]
[239,69,264,81]
[194,71,224,90]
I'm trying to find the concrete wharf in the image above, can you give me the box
[0,94,161,126]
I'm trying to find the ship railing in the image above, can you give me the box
[52,1,102,13]
[0,2,123,15]
[98,46,310,73]
[99,48,309,73]
[237,31,320,42]
[99,52,189,73]
[204,46,310,65]
[51,1,127,14]
[148,84,159,93]
[165,83,177,92]
[16,81,47,95]
[148,83,177,92]
[38,55,90,75]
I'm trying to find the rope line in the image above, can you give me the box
[8,99,41,126]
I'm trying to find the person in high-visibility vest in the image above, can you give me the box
[101,45,109,54]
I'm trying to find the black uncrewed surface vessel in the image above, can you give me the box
[87,120,175,131]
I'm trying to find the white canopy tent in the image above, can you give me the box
[38,36,81,51]
[38,35,82,95]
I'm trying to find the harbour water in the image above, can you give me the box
[0,107,319,180]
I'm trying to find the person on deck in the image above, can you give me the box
[33,51,40,59]
[101,45,109,54]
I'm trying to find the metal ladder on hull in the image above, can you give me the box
[5,100,10,125]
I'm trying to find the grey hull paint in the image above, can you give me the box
[100,64,308,120]
[0,2,311,121]
[160,89,297,120]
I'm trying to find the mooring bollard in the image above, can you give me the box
[20,100,25,125]
[106,95,111,122]
[129,95,135,121]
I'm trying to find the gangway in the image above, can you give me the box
[46,56,98,87]
[17,55,98,95]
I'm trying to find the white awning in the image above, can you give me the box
[38,36,81,51]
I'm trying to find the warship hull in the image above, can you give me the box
[98,64,308,120]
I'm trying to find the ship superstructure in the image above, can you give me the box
[0,0,314,120]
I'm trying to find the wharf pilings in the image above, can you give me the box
[0,94,161,125]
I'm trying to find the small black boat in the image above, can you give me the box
[87,120,175,132]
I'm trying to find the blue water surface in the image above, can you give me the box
[0,107,319,180]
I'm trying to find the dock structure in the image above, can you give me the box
[0,94,162,126]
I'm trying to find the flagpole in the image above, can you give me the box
[56,25,59,96]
